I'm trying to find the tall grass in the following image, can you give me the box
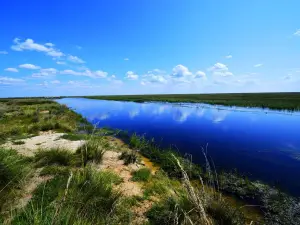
[12,167,131,225]
[0,148,32,212]
[76,138,106,167]
[34,148,75,167]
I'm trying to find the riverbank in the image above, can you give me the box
[84,92,300,110]
[0,98,299,224]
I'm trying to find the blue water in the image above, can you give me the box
[57,98,300,196]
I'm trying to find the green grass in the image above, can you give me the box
[131,168,151,182]
[0,98,89,143]
[60,133,86,141]
[0,148,32,211]
[34,148,75,167]
[85,92,300,110]
[12,167,130,225]
[76,138,107,166]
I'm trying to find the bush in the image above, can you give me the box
[132,168,151,182]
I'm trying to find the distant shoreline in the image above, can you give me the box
[84,92,300,111]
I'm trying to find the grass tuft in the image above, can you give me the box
[131,168,151,182]
[119,150,138,165]
[34,148,74,167]
[76,139,106,166]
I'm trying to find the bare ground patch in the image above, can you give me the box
[2,131,84,156]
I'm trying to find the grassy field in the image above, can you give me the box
[85,92,300,110]
[1,98,300,224]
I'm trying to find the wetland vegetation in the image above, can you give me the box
[85,92,300,110]
[0,98,300,224]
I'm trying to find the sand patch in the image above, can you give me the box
[2,131,84,156]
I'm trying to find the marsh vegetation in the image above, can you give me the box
[85,92,300,110]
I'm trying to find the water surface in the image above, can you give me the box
[57,98,300,196]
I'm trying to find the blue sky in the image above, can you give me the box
[1,0,300,97]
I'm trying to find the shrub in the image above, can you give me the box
[132,168,151,182]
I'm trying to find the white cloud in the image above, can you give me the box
[51,80,60,84]
[124,58,129,61]
[5,68,19,72]
[208,63,228,71]
[0,76,24,85]
[32,68,58,78]
[11,38,63,57]
[111,75,116,79]
[56,61,66,65]
[142,70,168,85]
[45,43,55,47]
[19,63,41,69]
[37,81,48,87]
[125,71,139,80]
[171,65,193,77]
[213,71,233,77]
[61,69,107,78]
[225,55,232,59]
[208,63,233,77]
[254,63,263,67]
[0,51,8,55]
[294,29,300,36]
[76,45,82,50]
[68,55,85,64]
[195,71,206,79]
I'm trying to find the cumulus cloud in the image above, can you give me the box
[254,63,263,67]
[68,55,85,64]
[195,71,206,79]
[11,38,63,57]
[0,51,8,55]
[61,69,107,78]
[208,63,233,77]
[225,55,232,59]
[141,70,168,85]
[19,63,41,70]
[32,68,58,78]
[171,65,193,78]
[294,29,300,36]
[125,71,138,80]
[0,76,24,85]
[5,68,18,72]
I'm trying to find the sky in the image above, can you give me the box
[0,0,300,97]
